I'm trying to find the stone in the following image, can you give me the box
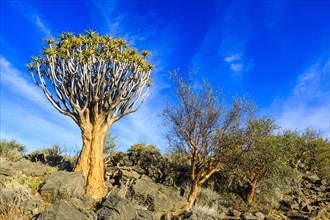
[23,199,41,212]
[68,198,97,219]
[96,195,136,220]
[241,213,258,220]
[39,171,84,201]
[132,178,186,213]
[312,208,330,219]
[0,158,48,177]
[33,201,89,220]
[134,209,157,220]
[254,212,265,220]
[287,211,309,220]
[305,174,321,184]
[302,205,314,213]
[228,209,241,217]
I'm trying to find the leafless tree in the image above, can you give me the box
[27,30,153,200]
[163,70,254,211]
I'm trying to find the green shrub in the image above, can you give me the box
[4,175,44,190]
[129,143,159,152]
[0,139,26,154]
[104,132,117,155]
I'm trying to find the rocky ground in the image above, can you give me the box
[0,151,329,220]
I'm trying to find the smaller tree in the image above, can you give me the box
[237,119,298,205]
[290,128,330,178]
[163,71,254,211]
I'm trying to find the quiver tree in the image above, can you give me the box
[163,71,254,211]
[27,30,154,200]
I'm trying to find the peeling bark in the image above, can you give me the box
[74,122,108,201]
[187,182,200,211]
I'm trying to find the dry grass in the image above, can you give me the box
[192,205,219,217]
[0,183,35,220]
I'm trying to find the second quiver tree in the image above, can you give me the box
[163,70,255,211]
[27,30,154,201]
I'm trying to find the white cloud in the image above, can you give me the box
[0,56,46,105]
[272,59,330,137]
[0,55,81,152]
[11,0,52,37]
[230,63,243,72]
[34,15,52,37]
[224,54,241,62]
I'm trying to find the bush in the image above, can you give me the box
[0,139,26,154]
[0,139,26,161]
[29,145,70,167]
[104,132,117,155]
[129,143,159,152]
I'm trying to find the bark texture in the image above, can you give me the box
[187,183,200,211]
[74,122,108,201]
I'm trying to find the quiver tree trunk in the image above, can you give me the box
[74,121,109,201]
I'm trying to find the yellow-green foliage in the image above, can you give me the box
[129,143,159,152]
[0,139,26,153]
[29,144,64,157]
[0,139,26,161]
[4,175,44,190]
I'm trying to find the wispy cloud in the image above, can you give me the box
[11,0,52,37]
[190,1,253,77]
[271,59,330,137]
[0,56,81,152]
[33,15,52,37]
[220,2,253,75]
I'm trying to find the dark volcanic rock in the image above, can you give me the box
[39,171,84,201]
[0,158,48,177]
[96,195,136,220]
[132,178,186,213]
[33,201,89,220]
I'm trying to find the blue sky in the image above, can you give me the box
[0,0,329,153]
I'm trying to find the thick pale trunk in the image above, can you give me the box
[186,182,200,211]
[247,178,257,205]
[74,123,107,201]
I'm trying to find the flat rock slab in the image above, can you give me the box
[34,201,89,220]
[133,178,186,213]
[0,158,48,177]
[96,195,136,220]
[39,171,84,201]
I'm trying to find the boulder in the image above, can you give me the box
[311,208,330,219]
[68,198,97,219]
[39,171,84,201]
[228,209,241,217]
[241,213,258,220]
[33,201,89,220]
[96,195,136,220]
[302,205,314,213]
[134,209,157,220]
[286,211,309,220]
[132,178,186,214]
[0,158,48,177]
[254,212,265,220]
